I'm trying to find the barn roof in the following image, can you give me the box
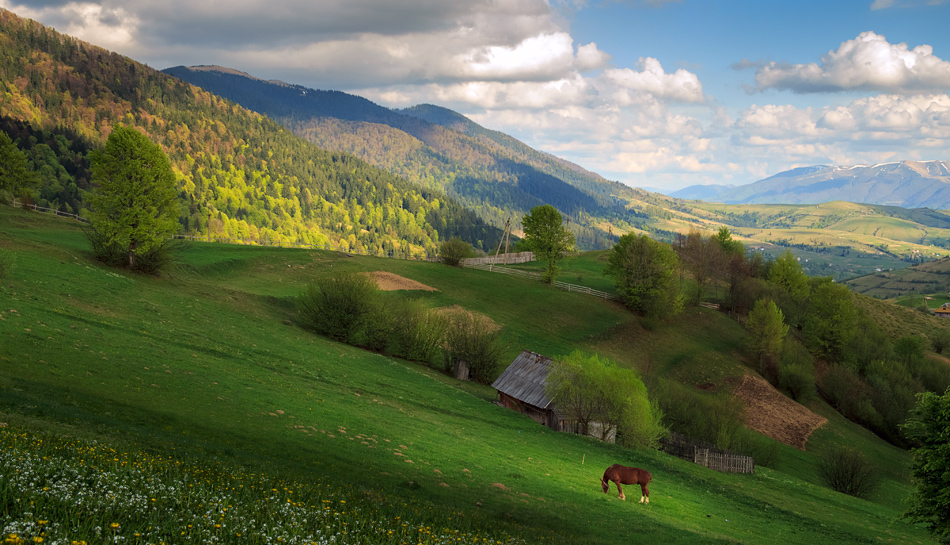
[491,350,555,409]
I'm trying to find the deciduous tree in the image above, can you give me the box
[521,204,575,283]
[902,387,950,543]
[745,298,788,376]
[0,130,39,202]
[88,126,179,270]
[606,233,682,320]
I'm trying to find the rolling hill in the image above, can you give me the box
[0,204,939,544]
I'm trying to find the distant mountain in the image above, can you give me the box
[669,184,735,200]
[700,162,950,208]
[163,65,647,248]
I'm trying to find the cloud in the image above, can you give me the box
[600,57,706,104]
[748,31,950,93]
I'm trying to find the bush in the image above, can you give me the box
[297,272,380,344]
[387,298,447,366]
[817,447,880,499]
[929,329,950,355]
[439,237,473,267]
[443,311,505,384]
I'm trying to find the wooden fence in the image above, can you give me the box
[460,252,535,266]
[660,432,755,474]
[465,263,623,302]
[11,199,89,223]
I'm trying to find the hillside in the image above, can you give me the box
[674,161,950,208]
[162,65,639,249]
[0,204,937,544]
[0,10,502,255]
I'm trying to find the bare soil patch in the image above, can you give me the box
[732,375,827,450]
[366,271,438,291]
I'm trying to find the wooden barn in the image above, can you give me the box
[491,350,562,430]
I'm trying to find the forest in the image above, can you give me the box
[0,10,502,256]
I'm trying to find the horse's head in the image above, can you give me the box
[600,478,609,494]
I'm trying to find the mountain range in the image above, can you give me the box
[671,161,950,208]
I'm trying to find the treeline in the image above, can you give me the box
[0,10,502,254]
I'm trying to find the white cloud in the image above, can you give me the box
[601,57,706,104]
[750,31,950,93]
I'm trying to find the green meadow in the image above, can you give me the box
[0,205,936,544]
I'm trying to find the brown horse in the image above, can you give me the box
[601,463,651,503]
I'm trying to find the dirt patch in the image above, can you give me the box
[433,305,500,332]
[366,271,438,291]
[732,375,827,450]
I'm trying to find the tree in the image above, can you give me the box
[745,298,788,376]
[677,230,724,304]
[88,126,179,270]
[546,351,664,447]
[902,387,950,543]
[802,277,858,360]
[768,249,810,326]
[605,233,682,320]
[521,204,575,283]
[0,130,39,202]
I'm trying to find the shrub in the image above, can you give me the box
[929,329,950,355]
[296,272,380,344]
[443,311,505,384]
[439,237,473,267]
[817,447,880,499]
[387,298,447,366]
[86,225,177,274]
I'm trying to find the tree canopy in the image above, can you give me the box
[606,233,682,320]
[0,130,39,201]
[88,125,180,270]
[521,204,576,283]
[545,351,665,448]
[902,387,950,543]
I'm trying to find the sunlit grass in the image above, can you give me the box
[0,423,527,545]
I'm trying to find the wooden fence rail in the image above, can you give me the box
[660,431,755,474]
[467,263,624,302]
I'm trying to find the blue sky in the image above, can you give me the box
[4,0,950,191]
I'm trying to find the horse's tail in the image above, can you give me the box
[642,469,653,484]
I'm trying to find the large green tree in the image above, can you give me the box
[546,351,664,448]
[606,233,682,320]
[521,204,576,283]
[0,130,39,202]
[902,387,950,543]
[745,298,789,376]
[88,126,179,270]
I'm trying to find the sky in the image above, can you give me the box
[4,0,950,192]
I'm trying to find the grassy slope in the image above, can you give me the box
[0,205,934,545]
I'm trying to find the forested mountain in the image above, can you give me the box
[0,10,502,255]
[163,65,645,249]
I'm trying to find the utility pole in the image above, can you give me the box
[491,218,511,272]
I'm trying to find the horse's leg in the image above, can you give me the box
[615,481,625,500]
[639,482,649,503]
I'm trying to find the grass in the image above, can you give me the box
[0,205,937,544]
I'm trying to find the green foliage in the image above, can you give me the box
[385,298,447,366]
[677,230,725,303]
[442,311,506,384]
[745,298,788,377]
[438,236,474,267]
[606,233,682,320]
[296,271,380,345]
[902,387,950,543]
[648,378,754,456]
[768,250,810,326]
[546,351,665,448]
[802,277,858,360]
[714,226,744,256]
[87,125,179,271]
[521,204,576,283]
[817,447,881,499]
[0,129,39,201]
[777,338,815,402]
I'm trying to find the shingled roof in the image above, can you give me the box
[491,350,555,409]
